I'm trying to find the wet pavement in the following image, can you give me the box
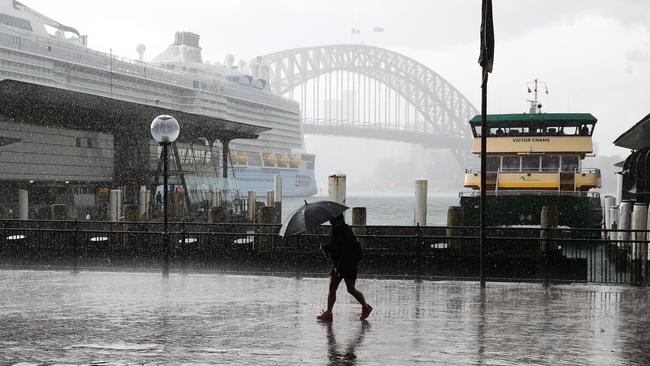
[1,270,649,365]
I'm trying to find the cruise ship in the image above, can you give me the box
[0,0,317,215]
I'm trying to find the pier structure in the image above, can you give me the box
[0,80,268,221]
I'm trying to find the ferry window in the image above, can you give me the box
[486,156,500,171]
[522,156,540,171]
[561,156,579,172]
[502,156,520,171]
[542,156,560,171]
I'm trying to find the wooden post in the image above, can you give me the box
[257,206,276,251]
[447,206,464,254]
[352,207,367,250]
[540,206,559,287]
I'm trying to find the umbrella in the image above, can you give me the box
[279,200,349,237]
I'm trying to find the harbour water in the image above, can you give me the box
[2,270,649,365]
[282,194,458,225]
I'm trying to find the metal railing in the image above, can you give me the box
[1,220,648,285]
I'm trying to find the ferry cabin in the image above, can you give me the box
[464,113,601,192]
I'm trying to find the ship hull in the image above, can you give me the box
[459,194,602,228]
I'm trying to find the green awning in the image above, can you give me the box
[469,113,597,127]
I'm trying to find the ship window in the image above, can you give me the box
[0,13,32,31]
[522,156,540,171]
[561,156,579,172]
[542,156,560,171]
[486,156,499,171]
[502,156,520,171]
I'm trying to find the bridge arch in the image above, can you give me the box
[260,44,479,163]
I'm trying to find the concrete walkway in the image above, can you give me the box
[1,270,649,365]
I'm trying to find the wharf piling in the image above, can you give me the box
[139,188,150,221]
[247,191,257,223]
[328,172,346,205]
[604,195,615,237]
[110,189,122,222]
[352,207,367,248]
[274,175,282,223]
[18,189,28,220]
[540,206,559,286]
[414,179,427,226]
[631,203,648,285]
[446,206,463,253]
[618,200,633,245]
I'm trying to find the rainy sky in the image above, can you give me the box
[23,0,650,190]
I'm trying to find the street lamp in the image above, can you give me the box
[151,115,180,276]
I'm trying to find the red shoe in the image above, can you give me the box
[360,304,373,320]
[317,310,333,322]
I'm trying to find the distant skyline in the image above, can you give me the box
[22,0,650,190]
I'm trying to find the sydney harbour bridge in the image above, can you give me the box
[260,44,479,165]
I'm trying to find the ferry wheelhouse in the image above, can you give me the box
[460,104,602,228]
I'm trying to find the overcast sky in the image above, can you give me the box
[22,0,650,189]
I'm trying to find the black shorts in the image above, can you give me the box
[331,262,359,280]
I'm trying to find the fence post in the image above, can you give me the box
[540,206,558,287]
[72,219,79,273]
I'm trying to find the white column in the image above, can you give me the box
[274,175,283,204]
[610,206,619,232]
[266,191,275,207]
[247,191,257,223]
[18,189,28,220]
[604,195,615,230]
[631,203,648,260]
[414,179,428,226]
[211,190,220,207]
[328,172,346,205]
[616,173,623,206]
[139,188,150,221]
[110,189,122,222]
[618,200,633,246]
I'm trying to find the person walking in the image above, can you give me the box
[317,214,372,322]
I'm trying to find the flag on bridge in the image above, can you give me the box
[352,29,361,35]
[478,0,494,73]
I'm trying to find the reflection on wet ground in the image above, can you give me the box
[1,270,649,365]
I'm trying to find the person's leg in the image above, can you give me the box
[344,277,367,307]
[327,273,343,312]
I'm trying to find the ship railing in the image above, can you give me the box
[0,29,298,109]
[459,190,600,198]
[465,168,600,174]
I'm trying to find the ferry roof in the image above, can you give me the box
[469,113,597,127]
[0,80,269,142]
[613,113,650,150]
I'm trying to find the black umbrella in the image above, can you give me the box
[279,200,349,237]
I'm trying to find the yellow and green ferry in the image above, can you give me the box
[460,102,602,229]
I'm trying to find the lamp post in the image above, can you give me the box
[150,115,180,277]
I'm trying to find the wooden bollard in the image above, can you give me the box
[208,207,220,223]
[540,206,559,286]
[258,206,276,251]
[540,206,559,252]
[124,204,139,222]
[352,207,367,249]
[446,206,464,253]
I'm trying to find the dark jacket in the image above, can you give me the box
[323,223,363,268]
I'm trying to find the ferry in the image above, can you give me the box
[0,0,317,208]
[460,83,602,229]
